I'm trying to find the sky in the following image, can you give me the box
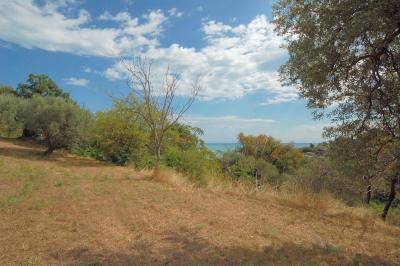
[0,0,327,143]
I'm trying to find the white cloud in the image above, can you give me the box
[0,0,167,57]
[105,15,295,103]
[196,6,204,12]
[0,1,295,104]
[168,8,184,18]
[83,67,92,73]
[65,77,89,86]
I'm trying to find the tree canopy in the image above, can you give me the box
[274,0,400,219]
[22,96,90,154]
[16,74,70,99]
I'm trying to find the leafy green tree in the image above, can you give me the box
[0,95,25,137]
[16,74,69,99]
[22,96,90,155]
[91,99,152,167]
[274,0,400,219]
[14,74,71,137]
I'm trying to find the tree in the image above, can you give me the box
[91,97,151,166]
[14,74,71,138]
[22,96,90,155]
[123,58,200,161]
[16,74,70,99]
[274,0,400,219]
[0,94,25,137]
[237,133,303,173]
[329,133,388,204]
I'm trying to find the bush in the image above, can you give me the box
[91,103,153,167]
[237,133,304,174]
[163,147,220,186]
[221,151,281,186]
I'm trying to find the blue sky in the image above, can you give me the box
[0,0,327,143]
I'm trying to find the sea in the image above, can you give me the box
[205,143,315,154]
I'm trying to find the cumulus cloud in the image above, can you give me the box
[0,1,296,104]
[168,8,184,18]
[65,77,89,86]
[0,0,167,57]
[105,15,296,103]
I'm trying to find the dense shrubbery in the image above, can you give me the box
[163,147,220,185]
[220,133,304,187]
[90,99,152,167]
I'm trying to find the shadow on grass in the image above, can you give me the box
[51,229,394,266]
[0,139,103,168]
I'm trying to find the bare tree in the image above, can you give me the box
[123,58,200,161]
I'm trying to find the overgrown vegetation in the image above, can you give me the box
[2,0,400,225]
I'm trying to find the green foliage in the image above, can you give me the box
[237,133,304,174]
[16,73,69,99]
[164,123,205,152]
[220,133,306,187]
[163,147,220,185]
[91,99,153,167]
[0,94,25,137]
[221,151,256,183]
[22,96,91,154]
[274,0,400,216]
[221,151,280,186]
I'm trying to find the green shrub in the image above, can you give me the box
[163,147,220,185]
[221,151,281,186]
[91,102,153,167]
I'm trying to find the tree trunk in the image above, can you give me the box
[365,182,372,204]
[21,128,35,138]
[156,145,161,161]
[44,146,54,156]
[381,177,397,220]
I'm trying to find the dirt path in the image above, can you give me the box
[0,139,399,265]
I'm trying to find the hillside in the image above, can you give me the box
[0,139,399,266]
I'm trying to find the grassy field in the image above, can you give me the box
[0,138,399,265]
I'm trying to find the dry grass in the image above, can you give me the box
[0,138,399,265]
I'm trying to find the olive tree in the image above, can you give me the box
[22,96,91,155]
[274,0,400,219]
[0,94,25,137]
